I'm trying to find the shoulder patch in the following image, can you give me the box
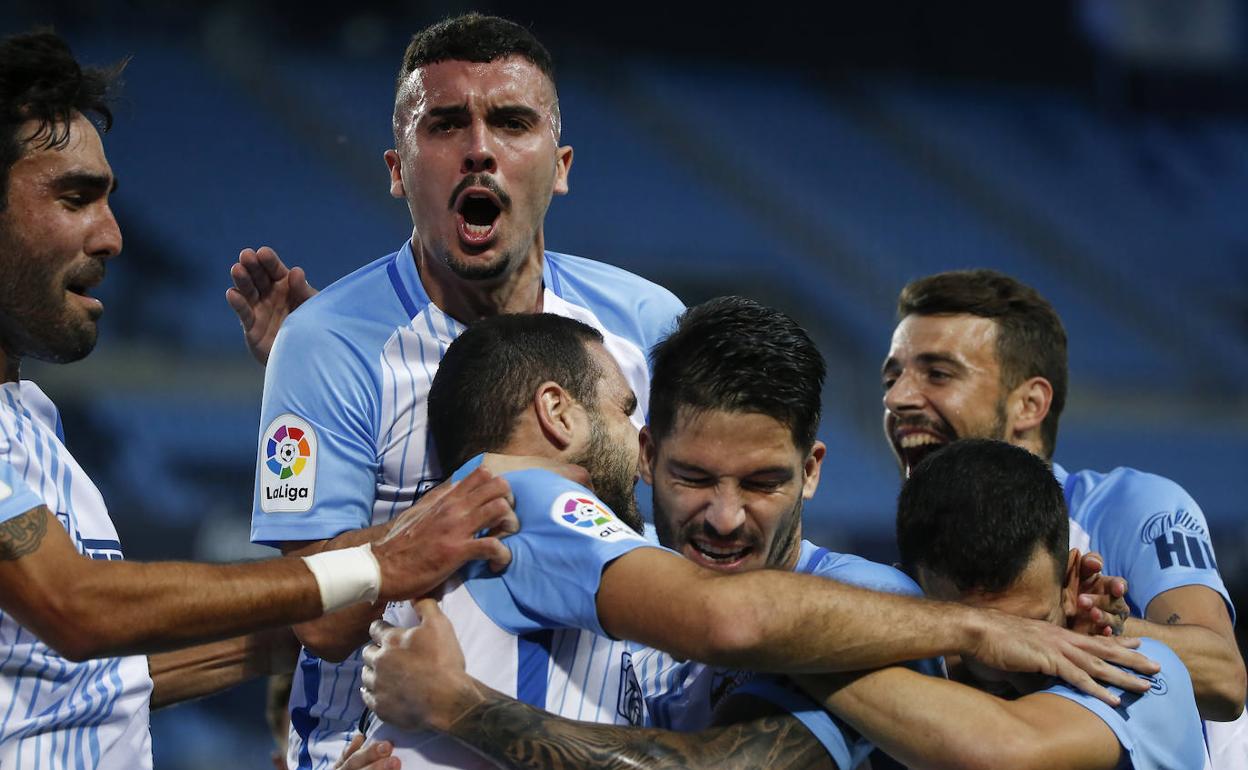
[259,413,318,513]
[550,491,640,543]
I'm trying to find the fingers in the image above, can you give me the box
[412,597,443,625]
[1078,551,1104,579]
[1083,636,1158,674]
[341,740,397,770]
[225,287,255,327]
[369,619,399,646]
[288,266,319,303]
[1054,656,1120,706]
[230,259,259,302]
[472,536,513,573]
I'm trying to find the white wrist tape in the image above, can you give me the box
[302,544,382,614]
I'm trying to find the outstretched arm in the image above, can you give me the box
[798,668,1122,770]
[598,548,1156,705]
[226,246,317,365]
[0,469,515,661]
[148,626,300,709]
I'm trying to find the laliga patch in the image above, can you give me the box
[259,414,317,513]
[551,492,638,543]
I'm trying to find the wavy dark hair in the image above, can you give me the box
[0,30,124,208]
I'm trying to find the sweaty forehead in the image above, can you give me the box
[399,57,556,113]
[889,313,1000,361]
[13,114,111,182]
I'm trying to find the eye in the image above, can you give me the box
[927,369,951,383]
[882,375,897,391]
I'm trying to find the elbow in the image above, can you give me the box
[1199,661,1247,722]
[696,597,768,667]
[31,597,112,662]
[294,623,367,664]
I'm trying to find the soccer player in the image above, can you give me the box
[347,303,1156,770]
[237,14,687,768]
[0,29,515,770]
[881,270,1245,766]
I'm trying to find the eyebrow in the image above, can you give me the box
[53,171,117,196]
[489,105,542,124]
[881,352,966,377]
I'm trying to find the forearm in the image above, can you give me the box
[1124,616,1246,719]
[443,683,829,770]
[283,524,392,661]
[148,626,300,709]
[603,555,982,672]
[47,556,321,659]
[798,669,1041,770]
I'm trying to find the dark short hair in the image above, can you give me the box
[897,270,1067,458]
[0,30,124,209]
[897,439,1069,594]
[396,13,556,92]
[649,296,826,452]
[428,313,603,471]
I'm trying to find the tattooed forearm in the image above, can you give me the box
[0,506,48,561]
[448,692,832,770]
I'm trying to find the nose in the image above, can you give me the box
[461,119,497,175]
[883,368,924,416]
[88,204,123,260]
[703,485,746,537]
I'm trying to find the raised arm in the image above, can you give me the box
[225,246,317,365]
[0,468,514,661]
[597,548,1156,705]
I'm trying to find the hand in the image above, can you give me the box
[226,246,318,365]
[968,608,1159,706]
[1070,551,1130,637]
[480,453,592,489]
[333,734,399,770]
[361,602,482,733]
[372,468,519,603]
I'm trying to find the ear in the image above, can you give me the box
[384,149,406,199]
[552,145,573,196]
[638,425,657,485]
[801,440,826,501]
[1060,548,1081,619]
[1007,376,1052,437]
[533,381,583,452]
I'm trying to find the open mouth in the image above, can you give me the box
[456,191,502,246]
[895,432,948,477]
[686,539,753,570]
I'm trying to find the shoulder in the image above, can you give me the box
[1064,465,1201,530]
[805,547,923,598]
[545,251,684,345]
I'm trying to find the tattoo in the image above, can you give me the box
[1166,613,1182,625]
[450,691,832,770]
[0,506,48,561]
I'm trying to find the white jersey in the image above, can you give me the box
[251,242,683,769]
[0,381,153,770]
[367,462,659,768]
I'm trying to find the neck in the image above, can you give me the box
[0,347,18,384]
[414,235,546,324]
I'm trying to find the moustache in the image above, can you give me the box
[447,174,512,212]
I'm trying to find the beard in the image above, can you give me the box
[0,225,100,366]
[572,414,643,536]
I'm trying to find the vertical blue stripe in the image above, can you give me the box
[386,258,420,319]
[574,634,601,720]
[800,547,831,575]
[291,654,323,770]
[386,332,417,521]
[517,631,554,708]
[592,640,617,721]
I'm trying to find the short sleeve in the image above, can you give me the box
[250,311,382,546]
[463,469,663,636]
[1039,639,1206,770]
[0,460,44,524]
[1085,471,1233,621]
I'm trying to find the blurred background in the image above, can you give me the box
[4,0,1247,766]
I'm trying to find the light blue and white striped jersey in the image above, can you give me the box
[640,540,942,767]
[250,241,682,769]
[367,461,664,768]
[1042,638,1207,770]
[0,381,153,770]
[1056,463,1242,770]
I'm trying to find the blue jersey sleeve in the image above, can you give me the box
[0,460,45,523]
[733,675,865,770]
[250,308,382,546]
[463,468,663,636]
[1039,638,1206,770]
[1083,470,1233,621]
